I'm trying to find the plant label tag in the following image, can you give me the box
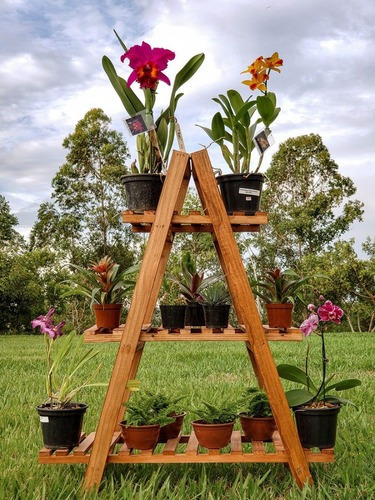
[40,416,49,423]
[174,121,186,152]
[239,188,260,196]
[246,196,252,201]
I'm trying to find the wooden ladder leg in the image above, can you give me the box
[191,149,312,489]
[83,151,190,491]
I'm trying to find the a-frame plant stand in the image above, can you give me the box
[38,149,335,490]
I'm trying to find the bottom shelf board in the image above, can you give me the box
[38,431,334,465]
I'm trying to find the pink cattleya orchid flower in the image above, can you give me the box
[31,308,55,331]
[121,41,175,90]
[300,313,319,337]
[318,300,344,324]
[44,321,66,340]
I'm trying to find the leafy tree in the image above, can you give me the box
[0,195,24,249]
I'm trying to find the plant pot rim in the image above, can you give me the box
[167,411,187,418]
[36,402,88,411]
[216,173,265,180]
[192,419,235,427]
[265,302,293,307]
[121,173,165,181]
[119,421,161,429]
[294,403,341,413]
[239,413,274,420]
[93,303,123,308]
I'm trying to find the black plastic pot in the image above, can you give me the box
[294,405,341,448]
[185,302,205,326]
[203,304,230,328]
[121,173,164,212]
[160,305,186,329]
[36,403,88,449]
[216,173,264,214]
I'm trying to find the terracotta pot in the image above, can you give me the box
[294,405,341,448]
[159,412,186,441]
[192,420,235,449]
[93,303,122,330]
[119,421,160,450]
[239,413,276,441]
[265,303,293,329]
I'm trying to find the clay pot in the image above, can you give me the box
[93,303,122,330]
[265,303,293,329]
[119,421,160,450]
[239,413,276,441]
[192,420,235,449]
[159,412,186,441]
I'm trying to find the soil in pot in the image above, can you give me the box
[36,403,88,449]
[239,413,276,441]
[93,303,122,331]
[119,422,160,450]
[185,302,205,327]
[265,303,293,329]
[121,173,164,212]
[294,404,341,449]
[192,420,235,449]
[160,305,186,329]
[159,412,186,442]
[203,304,230,329]
[216,173,264,215]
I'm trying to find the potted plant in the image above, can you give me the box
[159,279,187,330]
[192,401,237,449]
[63,256,138,331]
[32,308,106,449]
[251,268,315,329]
[169,252,222,326]
[103,32,205,212]
[197,53,283,214]
[198,282,231,329]
[238,387,276,441]
[119,391,185,449]
[277,295,361,448]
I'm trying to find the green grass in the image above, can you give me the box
[0,333,374,499]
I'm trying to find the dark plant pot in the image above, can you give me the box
[159,412,186,441]
[192,420,235,449]
[160,305,187,329]
[119,421,160,450]
[36,403,88,449]
[294,405,341,449]
[216,173,264,215]
[265,303,293,329]
[203,304,230,329]
[93,303,122,330]
[121,173,164,212]
[185,302,205,326]
[239,413,276,441]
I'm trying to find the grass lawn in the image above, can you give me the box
[0,333,374,499]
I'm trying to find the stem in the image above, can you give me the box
[305,337,310,392]
[45,335,53,403]
[313,326,327,403]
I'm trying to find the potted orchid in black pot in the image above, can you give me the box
[277,295,361,448]
[33,309,106,449]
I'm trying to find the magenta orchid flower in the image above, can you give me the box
[300,313,319,337]
[31,308,55,331]
[43,321,66,340]
[121,41,175,90]
[318,300,344,324]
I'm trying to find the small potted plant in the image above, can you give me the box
[192,401,237,449]
[198,282,231,329]
[103,32,204,212]
[33,308,106,449]
[277,294,361,448]
[251,268,314,329]
[119,391,185,449]
[63,256,138,331]
[197,53,283,214]
[238,388,276,441]
[159,279,187,330]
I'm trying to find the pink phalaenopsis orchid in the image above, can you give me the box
[121,41,175,90]
[300,313,319,337]
[318,300,344,324]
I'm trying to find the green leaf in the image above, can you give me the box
[156,117,168,154]
[277,364,317,392]
[256,95,276,127]
[211,112,225,143]
[113,29,128,52]
[169,53,205,113]
[325,379,361,392]
[285,389,314,408]
[227,89,245,114]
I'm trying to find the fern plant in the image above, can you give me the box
[192,401,237,424]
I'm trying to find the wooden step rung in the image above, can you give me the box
[252,440,266,454]
[185,432,199,455]
[162,433,182,455]
[74,432,96,456]
[272,431,285,454]
[118,442,131,456]
[230,431,243,455]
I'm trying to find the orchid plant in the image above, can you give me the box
[198,52,283,174]
[32,309,106,408]
[277,295,361,408]
[103,31,205,173]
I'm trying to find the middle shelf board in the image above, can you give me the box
[84,325,302,343]
[122,210,268,233]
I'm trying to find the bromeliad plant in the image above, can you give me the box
[277,295,361,408]
[251,268,314,304]
[32,308,106,408]
[198,52,283,173]
[103,31,205,173]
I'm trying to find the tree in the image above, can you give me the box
[254,134,364,268]
[0,195,24,249]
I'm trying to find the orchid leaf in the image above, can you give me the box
[285,389,314,408]
[277,364,318,393]
[325,379,361,392]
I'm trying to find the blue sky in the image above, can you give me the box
[0,0,374,255]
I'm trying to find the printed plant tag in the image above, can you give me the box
[239,188,260,196]
[40,416,49,423]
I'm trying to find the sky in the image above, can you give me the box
[0,0,374,256]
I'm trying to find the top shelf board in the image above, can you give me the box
[122,210,268,233]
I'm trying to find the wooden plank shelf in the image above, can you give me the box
[38,431,334,465]
[122,210,268,233]
[84,325,303,343]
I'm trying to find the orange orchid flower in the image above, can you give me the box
[242,71,269,92]
[264,52,283,73]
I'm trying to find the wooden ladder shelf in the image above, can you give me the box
[38,150,334,490]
